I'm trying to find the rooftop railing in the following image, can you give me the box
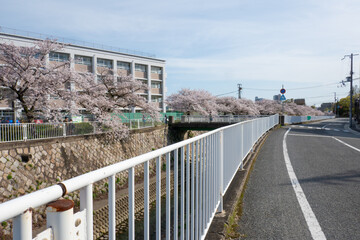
[0,26,157,58]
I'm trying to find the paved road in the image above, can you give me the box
[238,118,360,240]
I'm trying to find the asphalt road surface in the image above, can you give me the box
[238,118,360,240]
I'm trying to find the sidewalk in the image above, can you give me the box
[345,120,360,136]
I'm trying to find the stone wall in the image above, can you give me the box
[0,125,173,203]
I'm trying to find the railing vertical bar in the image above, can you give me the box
[210,135,213,214]
[215,133,218,205]
[201,138,205,235]
[240,124,244,170]
[166,152,171,240]
[191,142,195,240]
[180,147,185,240]
[218,131,224,212]
[212,134,215,210]
[108,174,116,240]
[13,210,32,240]
[206,136,210,224]
[186,144,190,240]
[129,167,135,240]
[80,184,93,240]
[144,161,150,240]
[174,148,179,240]
[195,140,199,240]
[156,156,161,240]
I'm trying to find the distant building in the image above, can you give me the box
[319,103,333,112]
[294,99,305,105]
[255,96,264,102]
[273,94,281,101]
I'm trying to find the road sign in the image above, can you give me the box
[280,88,286,94]
[280,94,286,101]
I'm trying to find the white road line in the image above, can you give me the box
[288,134,331,138]
[334,129,340,132]
[299,126,304,128]
[308,127,313,129]
[316,128,322,130]
[332,137,360,153]
[343,130,349,133]
[324,128,331,131]
[283,129,327,240]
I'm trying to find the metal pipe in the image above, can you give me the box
[13,209,32,240]
[108,175,116,240]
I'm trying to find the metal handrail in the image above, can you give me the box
[0,118,171,143]
[0,114,279,240]
[284,115,335,124]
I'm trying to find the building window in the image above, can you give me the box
[97,75,105,83]
[117,61,130,70]
[97,58,113,68]
[151,66,162,74]
[75,55,92,66]
[151,82,161,89]
[135,64,146,72]
[49,52,69,62]
[151,97,162,102]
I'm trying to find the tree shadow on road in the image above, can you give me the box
[281,169,360,186]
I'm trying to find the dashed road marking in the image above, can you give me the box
[290,125,352,133]
[288,134,331,138]
[283,129,327,240]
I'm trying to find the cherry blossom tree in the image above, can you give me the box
[167,88,326,117]
[167,88,218,115]
[0,40,160,137]
[255,99,325,116]
[216,97,260,115]
[76,73,159,136]
[0,40,75,122]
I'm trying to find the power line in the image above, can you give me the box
[242,82,339,92]
[215,90,238,97]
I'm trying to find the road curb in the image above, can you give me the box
[204,125,279,239]
[345,124,360,136]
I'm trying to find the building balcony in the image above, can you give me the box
[135,71,147,78]
[75,64,92,73]
[151,73,162,80]
[151,88,162,95]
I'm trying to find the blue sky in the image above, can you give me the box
[1,0,360,106]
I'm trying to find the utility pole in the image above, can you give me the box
[238,84,242,99]
[334,92,337,117]
[342,53,359,128]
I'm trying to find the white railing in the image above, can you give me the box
[181,115,266,123]
[0,114,279,240]
[0,122,99,143]
[0,118,167,143]
[284,115,335,124]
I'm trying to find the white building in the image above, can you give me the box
[0,28,167,121]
